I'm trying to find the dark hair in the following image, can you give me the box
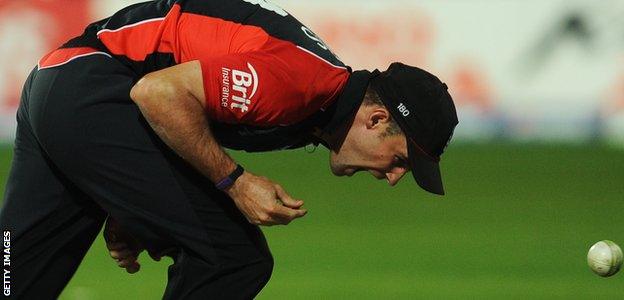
[362,86,402,138]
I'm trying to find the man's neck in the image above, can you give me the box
[312,120,349,152]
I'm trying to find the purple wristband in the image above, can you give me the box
[215,164,245,190]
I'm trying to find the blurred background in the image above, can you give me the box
[0,0,623,299]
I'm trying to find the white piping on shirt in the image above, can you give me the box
[37,51,112,70]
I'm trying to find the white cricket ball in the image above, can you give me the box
[587,240,623,277]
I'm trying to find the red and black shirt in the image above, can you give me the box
[38,0,370,151]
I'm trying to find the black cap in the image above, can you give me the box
[370,63,458,195]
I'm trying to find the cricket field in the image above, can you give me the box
[0,143,622,299]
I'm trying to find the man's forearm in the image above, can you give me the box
[130,76,236,183]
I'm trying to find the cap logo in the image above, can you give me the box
[397,103,410,117]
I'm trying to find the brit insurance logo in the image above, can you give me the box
[220,63,259,114]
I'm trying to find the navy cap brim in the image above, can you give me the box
[407,140,445,195]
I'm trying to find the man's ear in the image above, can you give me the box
[366,107,390,129]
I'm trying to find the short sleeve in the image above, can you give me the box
[199,37,349,126]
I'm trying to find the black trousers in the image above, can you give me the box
[0,54,273,299]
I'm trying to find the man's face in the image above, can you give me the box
[329,105,410,186]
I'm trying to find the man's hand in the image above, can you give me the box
[103,218,144,274]
[226,172,307,226]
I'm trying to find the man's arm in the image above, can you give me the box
[130,60,306,226]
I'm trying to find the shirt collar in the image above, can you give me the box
[318,70,373,136]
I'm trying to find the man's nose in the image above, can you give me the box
[385,168,408,186]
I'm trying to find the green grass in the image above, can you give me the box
[1,143,623,299]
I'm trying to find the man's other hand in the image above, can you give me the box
[103,217,144,274]
[226,172,307,226]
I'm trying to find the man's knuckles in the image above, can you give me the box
[259,214,272,223]
[110,250,138,260]
[266,205,280,214]
[117,259,136,268]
